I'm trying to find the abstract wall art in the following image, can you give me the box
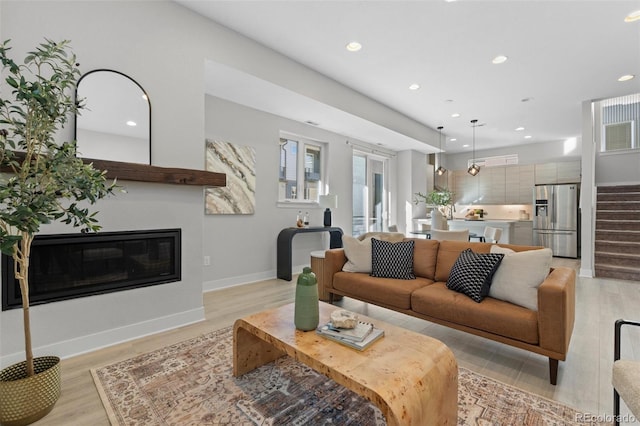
[205,140,256,214]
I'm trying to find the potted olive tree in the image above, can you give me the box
[0,39,115,425]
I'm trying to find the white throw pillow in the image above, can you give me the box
[342,236,374,273]
[342,233,405,273]
[488,246,553,311]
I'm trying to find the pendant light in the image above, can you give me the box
[436,126,447,176]
[467,119,481,176]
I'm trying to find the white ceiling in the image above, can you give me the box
[177,0,640,154]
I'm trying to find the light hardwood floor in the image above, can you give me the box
[33,257,640,425]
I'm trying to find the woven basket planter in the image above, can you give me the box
[0,356,61,426]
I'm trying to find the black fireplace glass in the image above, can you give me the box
[2,229,181,311]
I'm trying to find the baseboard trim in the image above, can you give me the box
[203,265,305,292]
[579,268,594,278]
[0,307,205,367]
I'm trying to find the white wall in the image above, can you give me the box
[445,138,582,171]
[0,1,212,366]
[0,0,433,364]
[202,95,357,289]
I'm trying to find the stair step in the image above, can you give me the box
[594,251,640,268]
[597,185,640,194]
[597,193,640,201]
[595,241,640,252]
[595,230,640,242]
[595,264,640,281]
[596,201,640,210]
[595,211,640,221]
[595,220,640,231]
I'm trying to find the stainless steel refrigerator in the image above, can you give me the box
[533,183,580,258]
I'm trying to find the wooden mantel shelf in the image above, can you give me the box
[1,151,226,187]
[87,158,226,187]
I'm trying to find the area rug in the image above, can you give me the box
[92,327,605,425]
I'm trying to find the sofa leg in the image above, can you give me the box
[328,293,334,304]
[549,358,558,385]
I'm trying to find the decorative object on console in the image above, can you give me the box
[205,140,255,214]
[0,39,116,426]
[370,238,416,280]
[436,125,447,176]
[468,119,481,176]
[294,267,319,331]
[446,249,504,302]
[319,194,338,227]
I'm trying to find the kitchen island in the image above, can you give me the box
[413,218,534,244]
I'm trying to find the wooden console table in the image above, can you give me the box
[277,226,343,281]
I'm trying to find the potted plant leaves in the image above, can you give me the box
[0,39,115,425]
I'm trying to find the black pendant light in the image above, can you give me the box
[436,126,446,176]
[468,119,481,176]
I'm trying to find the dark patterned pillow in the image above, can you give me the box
[446,248,504,302]
[370,238,415,280]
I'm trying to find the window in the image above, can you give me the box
[599,93,640,152]
[279,136,325,202]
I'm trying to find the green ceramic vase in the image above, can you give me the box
[294,267,319,331]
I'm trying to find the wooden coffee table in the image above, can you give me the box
[233,302,458,426]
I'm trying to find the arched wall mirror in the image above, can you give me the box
[75,69,151,164]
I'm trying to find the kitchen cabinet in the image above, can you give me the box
[535,161,580,184]
[505,165,534,204]
[452,161,578,205]
[512,221,533,245]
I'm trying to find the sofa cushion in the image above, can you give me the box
[446,249,504,302]
[371,238,415,280]
[342,233,405,273]
[488,246,553,310]
[410,238,439,280]
[333,271,433,310]
[434,241,494,282]
[411,282,539,344]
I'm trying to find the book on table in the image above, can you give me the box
[316,321,384,350]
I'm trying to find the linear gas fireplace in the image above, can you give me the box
[2,229,181,311]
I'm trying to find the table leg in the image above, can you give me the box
[233,323,286,376]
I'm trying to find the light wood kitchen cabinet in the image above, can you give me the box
[505,164,534,204]
[478,167,505,204]
[512,221,533,245]
[535,160,580,184]
[556,160,581,183]
[452,160,578,205]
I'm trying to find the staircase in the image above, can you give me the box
[594,185,640,281]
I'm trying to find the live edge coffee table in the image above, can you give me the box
[233,302,458,426]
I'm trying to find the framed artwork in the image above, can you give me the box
[205,140,256,214]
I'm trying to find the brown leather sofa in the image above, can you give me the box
[324,239,576,385]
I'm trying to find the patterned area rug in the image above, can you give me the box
[92,327,605,425]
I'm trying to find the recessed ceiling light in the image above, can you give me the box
[126,120,137,127]
[618,74,635,82]
[305,120,320,126]
[521,97,534,102]
[624,10,640,22]
[445,0,457,2]
[451,113,461,118]
[345,41,362,52]
[450,138,457,142]
[524,135,532,139]
[492,55,508,64]
[462,144,470,148]
[515,126,525,131]
[408,83,421,91]
[444,99,454,103]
